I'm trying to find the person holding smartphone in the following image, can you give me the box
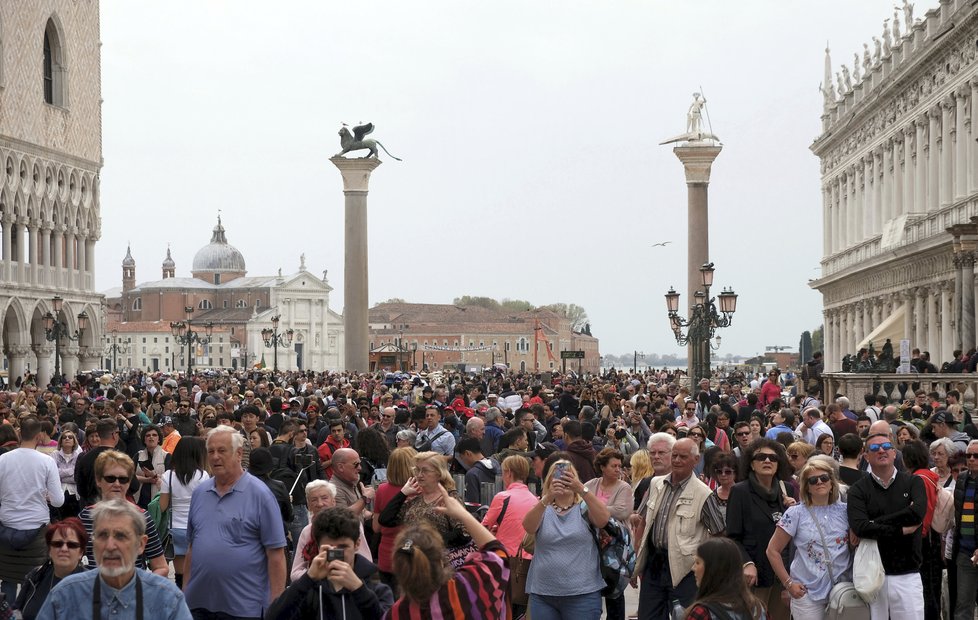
[267,506,393,620]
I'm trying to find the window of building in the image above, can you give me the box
[153,337,157,343]
[132,298,142,311]
[255,299,261,308]
[236,299,247,308]
[141,337,146,343]
[223,300,229,308]
[198,299,213,310]
[214,274,221,284]
[42,18,66,106]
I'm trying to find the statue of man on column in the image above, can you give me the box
[686,93,706,135]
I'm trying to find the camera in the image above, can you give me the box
[294,453,314,469]
[615,428,626,440]
[326,548,345,562]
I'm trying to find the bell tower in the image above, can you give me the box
[122,245,135,292]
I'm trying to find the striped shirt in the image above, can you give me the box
[961,478,977,554]
[79,502,165,570]
[384,540,510,620]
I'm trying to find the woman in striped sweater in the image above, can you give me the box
[384,483,510,620]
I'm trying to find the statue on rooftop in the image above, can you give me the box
[882,22,892,56]
[863,43,873,73]
[841,66,852,91]
[853,53,861,82]
[335,122,402,160]
[892,10,902,39]
[902,0,914,29]
[873,37,882,64]
[836,72,846,95]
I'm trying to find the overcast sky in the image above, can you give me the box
[96,0,928,359]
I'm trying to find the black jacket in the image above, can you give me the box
[725,478,791,588]
[265,554,393,620]
[847,469,927,575]
[14,560,86,620]
[953,471,977,560]
[74,445,112,506]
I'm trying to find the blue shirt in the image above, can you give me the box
[183,471,287,618]
[37,570,191,620]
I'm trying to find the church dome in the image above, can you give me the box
[162,247,175,270]
[192,216,246,273]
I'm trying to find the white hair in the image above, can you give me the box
[648,432,677,451]
[305,479,337,497]
[207,424,245,451]
[91,498,145,538]
[930,437,959,456]
[835,396,850,408]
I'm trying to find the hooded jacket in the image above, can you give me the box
[265,553,393,620]
[565,439,596,481]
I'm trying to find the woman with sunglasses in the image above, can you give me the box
[726,438,795,620]
[686,427,713,478]
[78,449,169,577]
[51,430,82,519]
[766,460,849,620]
[709,451,738,527]
[13,518,87,620]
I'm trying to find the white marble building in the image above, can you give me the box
[0,2,105,385]
[812,0,978,371]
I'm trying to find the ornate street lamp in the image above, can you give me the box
[170,306,213,375]
[44,296,88,386]
[665,262,738,386]
[105,329,130,372]
[260,314,293,374]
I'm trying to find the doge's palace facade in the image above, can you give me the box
[812,0,978,372]
[0,2,104,385]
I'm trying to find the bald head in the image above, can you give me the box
[466,417,485,440]
[331,448,360,484]
[868,420,891,438]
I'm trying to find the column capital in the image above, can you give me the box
[330,156,383,192]
[671,144,723,184]
[942,96,956,111]
[929,105,943,118]
[956,84,971,99]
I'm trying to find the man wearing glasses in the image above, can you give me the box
[848,432,926,619]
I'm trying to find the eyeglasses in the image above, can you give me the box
[715,468,735,476]
[806,473,832,485]
[297,428,307,433]
[102,475,130,484]
[49,540,82,550]
[867,442,894,453]
[966,454,978,460]
[350,461,362,468]
[752,453,778,463]
[735,431,751,437]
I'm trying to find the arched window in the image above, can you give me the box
[43,18,66,106]
[132,297,142,311]
[198,299,213,310]
[235,299,247,308]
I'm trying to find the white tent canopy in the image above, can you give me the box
[857,304,906,350]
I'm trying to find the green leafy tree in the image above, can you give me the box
[812,326,823,355]
[542,303,590,331]
[380,297,405,304]
[452,296,501,310]
[500,298,535,311]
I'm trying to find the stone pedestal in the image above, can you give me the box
[673,144,722,383]
[331,156,382,372]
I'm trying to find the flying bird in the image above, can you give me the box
[651,241,672,247]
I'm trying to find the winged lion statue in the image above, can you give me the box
[335,123,402,160]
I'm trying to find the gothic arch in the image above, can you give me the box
[43,15,68,107]
[3,298,29,347]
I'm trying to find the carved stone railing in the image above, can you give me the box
[823,372,978,410]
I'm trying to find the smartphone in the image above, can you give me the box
[326,548,345,562]
[553,462,569,480]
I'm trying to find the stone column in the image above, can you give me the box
[929,106,941,210]
[823,187,832,256]
[830,180,840,253]
[863,299,873,339]
[52,226,63,289]
[873,297,884,328]
[862,155,874,236]
[7,345,29,386]
[823,309,833,372]
[839,174,849,249]
[62,346,79,379]
[961,246,977,350]
[928,286,940,358]
[874,148,884,234]
[853,301,864,347]
[914,288,926,351]
[671,143,722,384]
[893,137,904,218]
[941,280,954,362]
[331,156,382,372]
[40,225,50,287]
[956,86,969,201]
[34,345,53,389]
[903,126,915,214]
[971,79,978,195]
[835,310,844,369]
[852,166,863,241]
[915,116,927,210]
[904,290,916,348]
[953,246,965,351]
[942,97,954,207]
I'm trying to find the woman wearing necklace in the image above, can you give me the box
[584,447,632,620]
[726,439,796,620]
[378,451,476,569]
[522,458,610,620]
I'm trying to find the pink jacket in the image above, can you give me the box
[482,482,538,557]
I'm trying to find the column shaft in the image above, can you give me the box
[915,117,927,210]
[914,289,926,351]
[903,127,915,214]
[893,138,904,217]
[941,282,954,362]
[823,187,831,256]
[839,175,848,250]
[927,287,939,356]
[863,157,873,237]
[956,88,968,201]
[929,108,941,210]
[942,100,954,207]
[962,253,976,350]
[971,80,978,195]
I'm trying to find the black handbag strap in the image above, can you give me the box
[93,572,143,620]
[496,496,511,526]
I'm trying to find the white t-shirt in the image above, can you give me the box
[0,447,63,529]
[160,469,210,529]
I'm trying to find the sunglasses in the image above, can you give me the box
[752,453,778,463]
[715,468,735,476]
[867,442,894,453]
[807,473,832,485]
[49,540,82,550]
[102,475,130,484]
[735,431,751,436]
[966,454,978,460]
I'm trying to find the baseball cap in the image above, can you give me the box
[932,410,957,426]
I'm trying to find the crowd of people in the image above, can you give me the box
[0,360,977,619]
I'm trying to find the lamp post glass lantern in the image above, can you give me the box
[261,314,293,373]
[664,262,737,386]
[44,296,87,385]
[169,306,212,375]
